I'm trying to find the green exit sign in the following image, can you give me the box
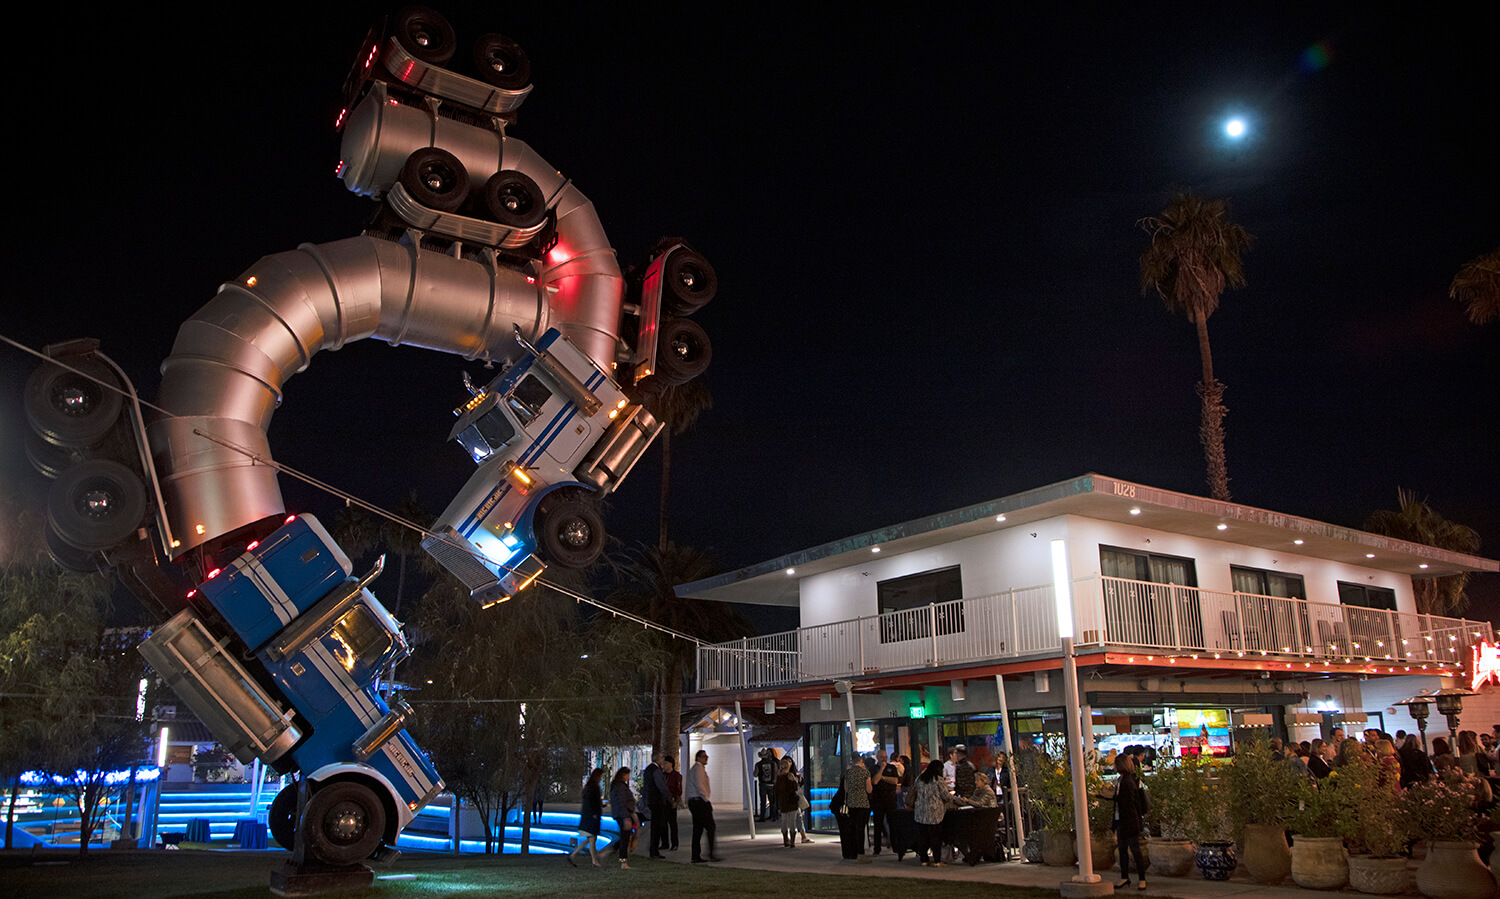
[909,703,926,719]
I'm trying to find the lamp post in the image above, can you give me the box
[1395,692,1435,754]
[1433,687,1477,747]
[1052,539,1112,897]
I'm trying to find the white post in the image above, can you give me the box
[1053,539,1104,893]
[734,700,757,838]
[996,673,1026,845]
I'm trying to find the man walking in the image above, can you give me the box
[643,752,669,859]
[687,749,719,862]
[754,749,777,821]
[870,749,899,855]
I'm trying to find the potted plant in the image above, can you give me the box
[1037,753,1080,866]
[1143,756,1203,877]
[1224,739,1298,883]
[1342,751,1412,895]
[1289,765,1355,890]
[1189,759,1238,880]
[1402,768,1491,899]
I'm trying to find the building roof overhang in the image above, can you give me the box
[677,473,1499,607]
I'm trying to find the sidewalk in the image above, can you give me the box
[654,811,1381,898]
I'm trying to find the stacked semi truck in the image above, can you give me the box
[20,6,713,868]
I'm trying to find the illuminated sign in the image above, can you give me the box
[855,727,877,754]
[909,703,926,719]
[1472,642,1500,692]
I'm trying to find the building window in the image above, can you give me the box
[1337,582,1397,611]
[1099,547,1202,648]
[1228,567,1309,653]
[877,566,963,644]
[1231,566,1306,599]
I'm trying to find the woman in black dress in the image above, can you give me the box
[1113,754,1147,891]
[568,767,605,867]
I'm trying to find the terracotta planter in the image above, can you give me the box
[1092,832,1116,871]
[1415,840,1494,899]
[1196,840,1237,880]
[1291,835,1349,890]
[1042,829,1078,867]
[1150,839,1196,878]
[1242,823,1292,883]
[1347,855,1412,896]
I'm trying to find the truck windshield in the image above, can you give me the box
[328,605,393,672]
[506,375,553,426]
[473,408,517,449]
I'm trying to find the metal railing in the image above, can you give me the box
[695,575,1493,691]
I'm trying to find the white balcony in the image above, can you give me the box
[695,575,1495,692]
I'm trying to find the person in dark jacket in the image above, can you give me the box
[568,767,605,867]
[1113,754,1147,891]
[609,767,638,869]
[643,752,669,859]
[1399,734,1431,787]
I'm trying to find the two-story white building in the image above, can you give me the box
[679,473,1499,829]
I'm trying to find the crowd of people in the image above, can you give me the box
[567,748,720,869]
[1271,723,1499,805]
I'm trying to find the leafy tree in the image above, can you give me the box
[607,542,749,755]
[1364,488,1482,616]
[332,492,431,617]
[640,379,714,553]
[1450,247,1500,325]
[406,571,659,853]
[1139,192,1254,501]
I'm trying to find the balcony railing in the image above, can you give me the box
[696,575,1494,691]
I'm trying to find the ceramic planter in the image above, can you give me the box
[1347,854,1412,895]
[1291,835,1349,890]
[1242,823,1292,883]
[1196,840,1237,880]
[1042,829,1078,867]
[1150,839,1196,878]
[1415,841,1494,899]
[1092,831,1116,871]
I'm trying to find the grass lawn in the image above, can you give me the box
[1,850,1066,898]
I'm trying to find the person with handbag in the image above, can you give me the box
[608,766,638,870]
[909,758,951,866]
[838,758,872,863]
[786,758,812,842]
[773,758,804,847]
[1112,753,1148,890]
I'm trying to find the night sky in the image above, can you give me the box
[4,4,1496,626]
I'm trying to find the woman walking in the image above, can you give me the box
[1113,754,1147,890]
[568,767,605,867]
[909,759,949,867]
[608,767,638,869]
[774,758,803,847]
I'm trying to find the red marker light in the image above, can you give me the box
[186,589,197,599]
[401,60,415,81]
[246,541,259,551]
[207,568,222,580]
[285,515,298,524]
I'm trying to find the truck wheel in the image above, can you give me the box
[47,459,147,551]
[653,318,712,386]
[472,33,531,90]
[482,170,547,229]
[305,782,386,865]
[662,249,717,316]
[536,494,605,569]
[268,784,298,850]
[45,525,100,573]
[393,6,456,66]
[399,148,470,212]
[26,430,78,480]
[24,357,123,448]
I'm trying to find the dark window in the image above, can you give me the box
[1100,547,1197,586]
[1338,582,1397,611]
[1231,566,1306,599]
[1099,546,1203,648]
[877,567,963,643]
[474,408,517,449]
[507,375,553,425]
[1229,567,1310,653]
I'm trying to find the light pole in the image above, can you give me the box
[1052,539,1112,897]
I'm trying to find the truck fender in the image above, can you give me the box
[306,762,412,840]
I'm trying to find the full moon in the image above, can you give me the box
[1225,118,1247,138]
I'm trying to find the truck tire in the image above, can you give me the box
[45,525,99,573]
[653,318,712,386]
[47,459,147,551]
[482,170,547,230]
[399,147,470,212]
[536,493,605,569]
[268,784,298,850]
[26,430,78,480]
[24,356,123,448]
[662,249,717,316]
[305,781,386,865]
[472,33,531,89]
[393,6,456,66]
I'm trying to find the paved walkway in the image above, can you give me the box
[646,812,1398,898]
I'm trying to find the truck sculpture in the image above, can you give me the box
[20,6,712,871]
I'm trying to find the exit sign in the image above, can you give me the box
[909,703,926,719]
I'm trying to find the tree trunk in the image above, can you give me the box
[1195,309,1216,384]
[650,675,664,757]
[1197,379,1231,501]
[5,779,18,849]
[663,658,684,767]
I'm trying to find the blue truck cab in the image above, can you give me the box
[140,514,442,863]
[422,328,661,605]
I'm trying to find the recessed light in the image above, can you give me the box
[1216,523,1228,531]
[1293,539,1304,545]
[1129,508,1141,515]
[871,547,881,554]
[1419,564,1429,569]
[995,514,1006,522]
[1366,553,1375,559]
[786,568,796,575]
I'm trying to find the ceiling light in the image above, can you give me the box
[1216,523,1228,531]
[1293,539,1304,545]
[1365,553,1375,559]
[1418,564,1429,569]
[785,568,796,575]
[871,547,881,554]
[1129,508,1141,515]
[995,514,1006,522]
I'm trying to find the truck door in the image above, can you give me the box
[506,374,590,467]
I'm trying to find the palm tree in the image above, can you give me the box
[1450,247,1500,324]
[1139,192,1254,502]
[1364,488,1482,617]
[607,542,749,755]
[641,379,713,552]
